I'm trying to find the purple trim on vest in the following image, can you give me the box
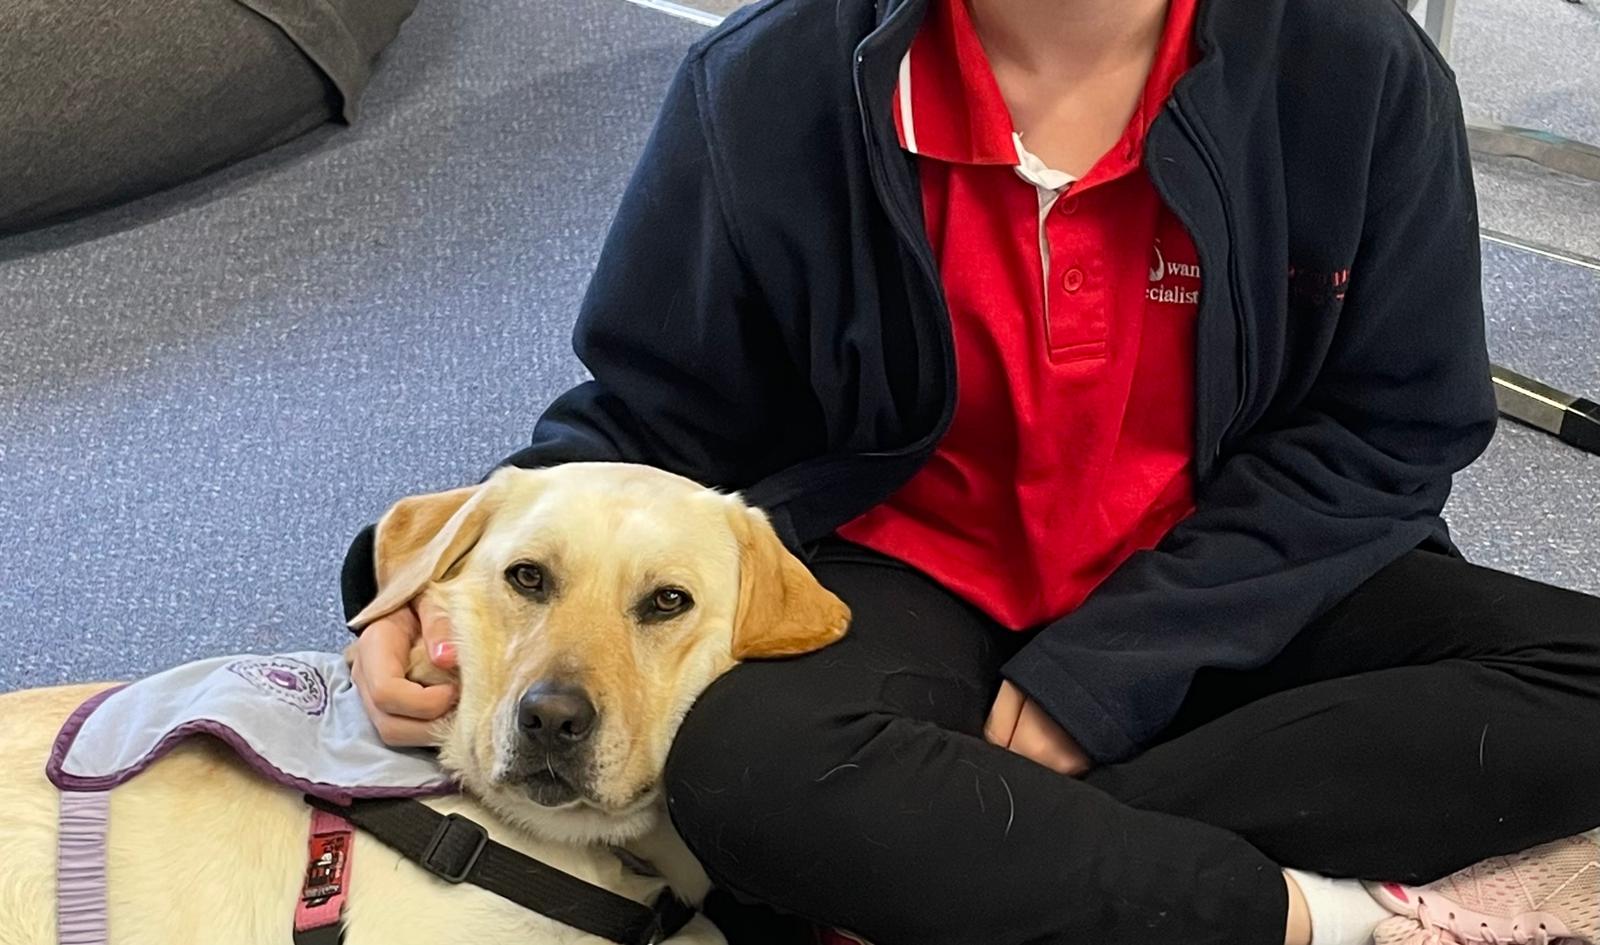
[45,686,125,789]
[57,791,110,945]
[46,687,456,803]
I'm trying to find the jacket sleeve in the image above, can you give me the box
[339,56,810,621]
[1002,51,1498,764]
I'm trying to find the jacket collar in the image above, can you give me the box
[1164,0,1279,171]
[889,0,1200,190]
[858,0,1277,174]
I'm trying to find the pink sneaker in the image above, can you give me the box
[1369,834,1600,945]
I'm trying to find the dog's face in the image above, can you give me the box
[351,464,848,843]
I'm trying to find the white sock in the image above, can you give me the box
[1284,869,1393,945]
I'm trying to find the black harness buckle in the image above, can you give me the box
[420,812,489,884]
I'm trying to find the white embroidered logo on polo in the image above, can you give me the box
[1148,240,1200,305]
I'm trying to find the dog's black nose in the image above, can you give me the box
[517,684,597,749]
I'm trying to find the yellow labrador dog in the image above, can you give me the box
[0,463,849,945]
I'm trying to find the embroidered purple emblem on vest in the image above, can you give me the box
[226,656,329,716]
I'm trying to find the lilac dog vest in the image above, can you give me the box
[47,651,456,945]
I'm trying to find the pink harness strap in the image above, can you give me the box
[293,809,355,945]
[57,791,111,945]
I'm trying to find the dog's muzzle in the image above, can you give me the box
[512,681,597,806]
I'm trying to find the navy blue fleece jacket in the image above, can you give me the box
[344,0,1497,764]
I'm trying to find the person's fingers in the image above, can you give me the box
[984,679,1026,747]
[414,596,458,670]
[356,609,456,720]
[368,671,457,720]
[1010,699,1091,776]
[1007,704,1063,771]
[352,609,418,677]
[367,604,421,642]
[353,663,443,747]
[357,616,417,698]
[348,606,456,746]
[374,715,438,747]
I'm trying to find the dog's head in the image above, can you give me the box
[350,463,849,843]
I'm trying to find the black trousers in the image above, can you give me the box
[669,541,1600,945]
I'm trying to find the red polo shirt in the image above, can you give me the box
[838,0,1202,629]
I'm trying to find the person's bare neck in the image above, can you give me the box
[966,0,1169,81]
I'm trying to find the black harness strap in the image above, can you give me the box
[305,796,696,945]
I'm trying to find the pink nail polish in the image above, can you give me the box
[431,641,455,662]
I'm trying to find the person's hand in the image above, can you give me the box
[984,680,1093,776]
[349,596,459,747]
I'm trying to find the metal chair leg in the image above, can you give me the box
[1491,364,1600,456]
[1469,121,1600,184]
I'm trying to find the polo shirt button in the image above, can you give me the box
[1063,268,1085,292]
[1058,195,1080,215]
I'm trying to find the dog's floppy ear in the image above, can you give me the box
[349,483,496,630]
[726,503,850,660]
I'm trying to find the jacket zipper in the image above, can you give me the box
[849,3,958,463]
[1163,96,1250,463]
[748,4,953,513]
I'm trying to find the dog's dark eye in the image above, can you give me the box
[506,562,545,595]
[649,587,692,617]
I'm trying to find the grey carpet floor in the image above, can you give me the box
[1,0,1597,693]
[1451,0,1600,260]
[1452,0,1600,146]
[0,0,700,689]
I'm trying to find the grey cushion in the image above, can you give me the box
[0,0,415,234]
[239,0,420,120]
